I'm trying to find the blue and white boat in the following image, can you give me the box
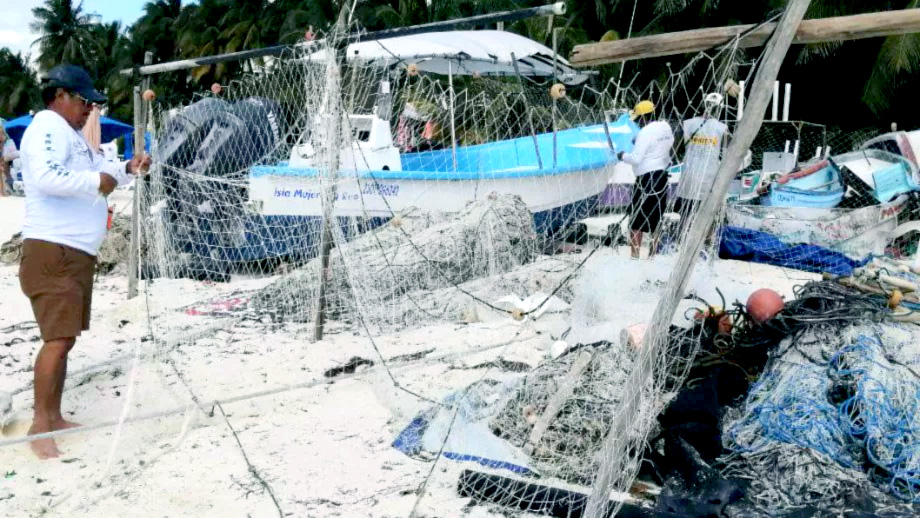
[249,113,635,235]
[762,159,845,208]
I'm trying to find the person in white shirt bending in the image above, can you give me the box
[674,93,730,237]
[18,65,150,459]
[618,100,675,259]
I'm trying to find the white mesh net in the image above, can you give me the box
[7,14,920,518]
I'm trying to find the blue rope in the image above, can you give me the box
[727,328,920,502]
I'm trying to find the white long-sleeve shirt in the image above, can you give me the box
[620,120,675,176]
[21,110,132,256]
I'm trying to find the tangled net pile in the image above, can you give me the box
[489,341,635,484]
[722,281,920,516]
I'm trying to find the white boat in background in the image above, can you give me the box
[249,113,636,234]
[832,149,918,203]
[860,128,920,171]
[726,194,910,258]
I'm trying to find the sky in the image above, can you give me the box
[0,0,151,59]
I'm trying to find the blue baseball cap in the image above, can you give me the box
[41,64,107,104]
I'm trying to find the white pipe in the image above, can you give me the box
[738,80,745,120]
[784,140,790,153]
[782,83,791,121]
[772,81,779,121]
[825,146,831,158]
[792,139,800,162]
[815,146,822,158]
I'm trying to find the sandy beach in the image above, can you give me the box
[0,193,820,517]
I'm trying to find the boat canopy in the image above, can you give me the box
[286,30,590,84]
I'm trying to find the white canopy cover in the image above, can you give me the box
[291,30,589,84]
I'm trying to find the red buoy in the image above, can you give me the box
[747,289,784,324]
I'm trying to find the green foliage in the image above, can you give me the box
[0,49,38,119]
[4,0,920,132]
[30,0,103,72]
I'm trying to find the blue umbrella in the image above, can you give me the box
[2,113,134,148]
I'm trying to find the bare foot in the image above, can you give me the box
[52,418,82,431]
[27,424,61,459]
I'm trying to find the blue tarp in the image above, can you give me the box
[3,113,134,148]
[719,226,870,276]
[124,131,152,159]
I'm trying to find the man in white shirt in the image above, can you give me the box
[618,100,675,259]
[18,65,150,459]
[675,93,730,236]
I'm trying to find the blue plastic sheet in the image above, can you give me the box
[719,226,869,276]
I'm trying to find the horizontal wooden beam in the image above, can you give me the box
[570,8,920,67]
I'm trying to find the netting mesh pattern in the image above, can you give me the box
[54,16,920,518]
[127,25,752,518]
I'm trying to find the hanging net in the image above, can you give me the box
[6,12,920,518]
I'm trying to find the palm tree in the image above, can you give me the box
[133,0,184,64]
[0,49,39,118]
[174,0,227,82]
[30,0,103,72]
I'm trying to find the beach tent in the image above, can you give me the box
[2,113,134,148]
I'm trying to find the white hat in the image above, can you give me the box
[704,93,724,107]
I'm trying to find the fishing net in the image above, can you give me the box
[11,8,920,518]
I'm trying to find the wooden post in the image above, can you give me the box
[128,51,154,300]
[581,0,813,516]
[569,8,920,67]
[313,7,350,342]
[551,28,560,168]
[510,52,543,170]
[448,61,458,171]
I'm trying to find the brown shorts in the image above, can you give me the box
[19,239,96,342]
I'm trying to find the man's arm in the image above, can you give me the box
[619,127,652,166]
[23,128,106,197]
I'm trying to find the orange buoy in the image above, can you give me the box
[747,289,784,324]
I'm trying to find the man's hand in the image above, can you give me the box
[99,173,117,196]
[127,153,152,176]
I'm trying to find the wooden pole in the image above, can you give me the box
[552,28,560,168]
[581,0,813,516]
[511,52,543,170]
[128,51,154,300]
[570,8,920,67]
[313,6,350,342]
[448,61,458,171]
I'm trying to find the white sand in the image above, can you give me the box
[0,194,819,516]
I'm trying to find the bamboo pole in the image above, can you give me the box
[582,0,813,516]
[570,8,920,67]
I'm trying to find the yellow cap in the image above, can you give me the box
[631,100,655,119]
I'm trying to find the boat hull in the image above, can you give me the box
[249,164,612,218]
[725,195,909,258]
